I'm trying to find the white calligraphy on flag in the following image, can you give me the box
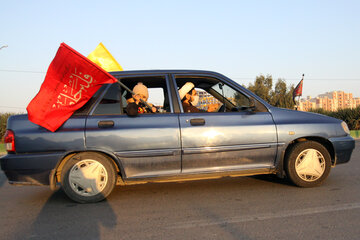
[53,68,94,108]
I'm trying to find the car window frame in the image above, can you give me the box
[89,74,175,116]
[171,73,269,113]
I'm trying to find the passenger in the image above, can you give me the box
[179,82,219,113]
[127,82,157,116]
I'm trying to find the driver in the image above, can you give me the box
[179,82,219,113]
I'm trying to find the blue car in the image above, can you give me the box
[1,70,355,203]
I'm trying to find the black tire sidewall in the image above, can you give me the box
[61,152,116,203]
[285,141,331,187]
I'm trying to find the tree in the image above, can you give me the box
[246,75,295,109]
[247,75,273,103]
[270,79,295,109]
[0,113,13,142]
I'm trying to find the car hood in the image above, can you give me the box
[268,107,348,140]
[269,107,341,124]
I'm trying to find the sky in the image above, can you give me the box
[1,0,360,113]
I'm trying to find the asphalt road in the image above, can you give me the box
[0,140,359,240]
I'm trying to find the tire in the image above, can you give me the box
[61,152,117,203]
[285,141,331,187]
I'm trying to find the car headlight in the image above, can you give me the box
[341,121,350,135]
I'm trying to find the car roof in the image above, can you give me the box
[109,69,223,77]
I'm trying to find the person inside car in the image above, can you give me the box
[127,82,157,116]
[179,82,219,113]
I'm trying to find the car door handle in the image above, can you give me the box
[98,120,114,128]
[190,118,205,126]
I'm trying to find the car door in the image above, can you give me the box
[85,75,181,179]
[174,74,278,174]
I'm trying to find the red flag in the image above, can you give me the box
[293,79,303,98]
[27,43,117,132]
[293,74,304,104]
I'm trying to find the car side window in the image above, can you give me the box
[74,84,109,115]
[93,76,171,115]
[147,88,166,113]
[175,76,267,113]
[92,83,122,115]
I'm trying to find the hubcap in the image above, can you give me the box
[68,159,108,196]
[295,148,326,182]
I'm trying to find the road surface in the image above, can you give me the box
[0,140,359,240]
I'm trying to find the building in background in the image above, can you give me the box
[298,91,360,111]
[196,90,221,110]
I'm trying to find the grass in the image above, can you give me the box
[351,130,360,139]
[0,143,5,154]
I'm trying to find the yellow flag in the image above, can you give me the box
[88,43,123,71]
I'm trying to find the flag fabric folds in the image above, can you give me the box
[87,42,123,72]
[27,43,117,132]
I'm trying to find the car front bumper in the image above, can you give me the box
[0,152,63,185]
[329,135,356,165]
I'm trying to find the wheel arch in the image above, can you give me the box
[284,137,335,167]
[53,151,125,185]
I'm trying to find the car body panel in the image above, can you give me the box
[329,136,355,164]
[1,115,87,185]
[1,152,64,185]
[270,107,344,141]
[179,111,278,173]
[6,114,86,153]
[85,114,182,178]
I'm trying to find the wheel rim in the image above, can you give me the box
[295,148,326,182]
[68,159,108,197]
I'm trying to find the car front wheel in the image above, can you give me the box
[285,141,331,187]
[61,152,117,203]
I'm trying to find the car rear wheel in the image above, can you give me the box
[285,141,331,187]
[61,152,117,203]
